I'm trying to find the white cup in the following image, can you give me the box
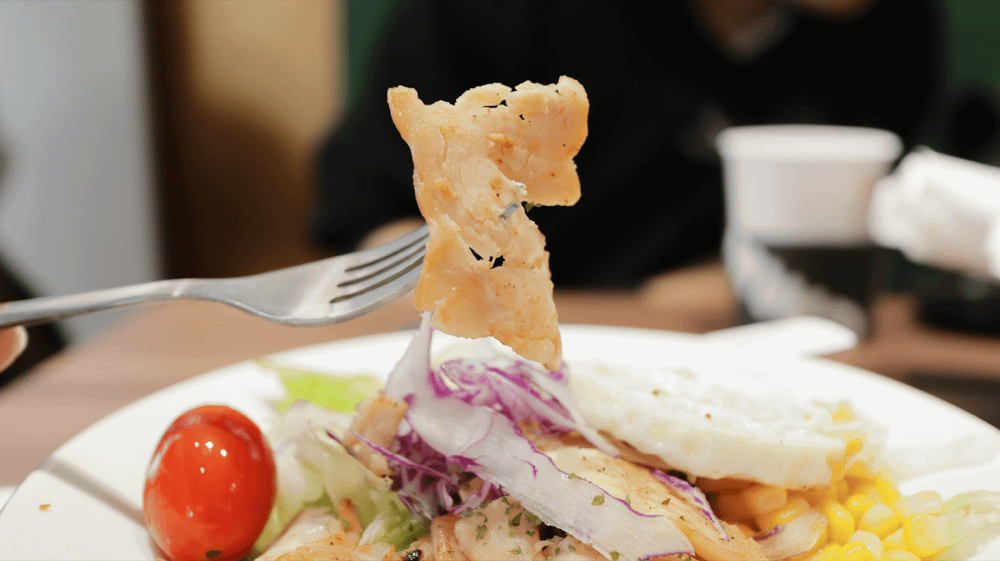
[716,125,902,246]
[715,125,903,336]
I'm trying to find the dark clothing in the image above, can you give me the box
[314,0,943,288]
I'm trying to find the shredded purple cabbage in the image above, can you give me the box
[368,314,695,560]
[435,357,577,437]
[363,314,615,521]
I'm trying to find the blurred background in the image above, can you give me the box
[0,0,346,376]
[3,0,1000,419]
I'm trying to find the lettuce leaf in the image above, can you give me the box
[254,365,428,554]
[261,361,382,413]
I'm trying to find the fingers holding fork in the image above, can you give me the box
[0,324,28,372]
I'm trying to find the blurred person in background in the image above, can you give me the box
[313,0,945,289]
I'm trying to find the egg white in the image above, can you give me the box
[565,359,878,489]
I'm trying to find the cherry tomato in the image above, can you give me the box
[143,405,276,561]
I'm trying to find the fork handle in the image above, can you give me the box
[0,279,190,329]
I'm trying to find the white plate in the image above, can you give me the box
[1,324,999,560]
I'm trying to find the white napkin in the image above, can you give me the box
[869,147,1000,277]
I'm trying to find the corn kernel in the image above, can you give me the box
[879,550,920,561]
[823,500,856,545]
[756,496,809,533]
[844,489,880,521]
[874,475,900,505]
[813,543,842,561]
[799,486,838,507]
[893,491,943,518]
[859,503,901,538]
[835,479,852,501]
[740,484,787,515]
[835,478,852,501]
[829,439,865,481]
[715,492,753,522]
[846,460,878,482]
[902,514,950,559]
[850,478,878,497]
[848,530,883,559]
[881,528,905,551]
[837,541,876,561]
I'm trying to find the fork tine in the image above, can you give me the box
[341,224,429,272]
[330,245,425,304]
[327,252,424,321]
[336,236,427,286]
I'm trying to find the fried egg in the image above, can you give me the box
[566,358,880,489]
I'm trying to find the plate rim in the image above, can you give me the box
[2,323,999,560]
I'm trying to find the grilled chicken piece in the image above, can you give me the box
[257,499,389,561]
[388,76,588,371]
[533,437,767,561]
[343,394,408,477]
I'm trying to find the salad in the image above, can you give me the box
[214,315,999,561]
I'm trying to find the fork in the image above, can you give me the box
[0,225,428,329]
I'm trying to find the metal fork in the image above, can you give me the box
[0,225,428,329]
